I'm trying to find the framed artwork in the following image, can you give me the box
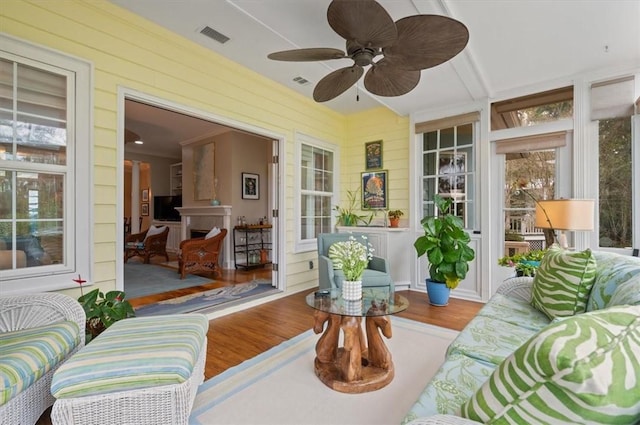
[437,152,466,196]
[141,188,149,202]
[242,172,259,200]
[141,203,149,216]
[365,140,383,170]
[361,170,388,209]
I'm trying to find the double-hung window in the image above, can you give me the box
[0,35,91,294]
[296,134,336,252]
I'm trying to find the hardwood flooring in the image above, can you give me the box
[37,265,483,424]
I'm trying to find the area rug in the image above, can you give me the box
[190,317,459,425]
[124,261,213,299]
[135,280,276,316]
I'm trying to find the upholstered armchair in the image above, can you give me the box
[124,225,170,264]
[317,232,394,294]
[178,228,227,279]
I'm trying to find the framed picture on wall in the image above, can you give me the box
[141,188,149,202]
[141,203,149,216]
[242,172,259,200]
[365,140,383,170]
[361,170,388,209]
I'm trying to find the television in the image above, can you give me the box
[153,195,182,222]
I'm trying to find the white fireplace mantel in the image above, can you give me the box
[176,206,233,269]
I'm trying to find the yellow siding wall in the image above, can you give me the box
[344,108,411,223]
[1,0,408,297]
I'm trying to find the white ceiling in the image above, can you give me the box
[118,0,640,157]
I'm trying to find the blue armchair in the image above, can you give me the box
[317,232,394,294]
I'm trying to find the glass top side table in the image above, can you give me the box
[304,287,409,393]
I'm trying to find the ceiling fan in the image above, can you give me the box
[267,0,469,103]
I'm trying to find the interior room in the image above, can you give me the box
[1,1,639,424]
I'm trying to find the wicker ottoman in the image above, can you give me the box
[50,314,209,425]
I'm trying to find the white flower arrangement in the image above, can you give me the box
[328,235,374,281]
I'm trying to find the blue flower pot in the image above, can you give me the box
[426,279,450,306]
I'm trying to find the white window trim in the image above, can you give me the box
[294,132,339,253]
[0,34,93,295]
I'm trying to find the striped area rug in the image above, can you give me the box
[190,317,458,425]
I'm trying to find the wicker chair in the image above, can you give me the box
[178,228,227,279]
[124,226,170,264]
[0,293,85,425]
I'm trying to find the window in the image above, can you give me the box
[491,86,573,130]
[296,134,336,252]
[418,118,477,228]
[598,117,632,248]
[592,77,636,250]
[0,34,91,294]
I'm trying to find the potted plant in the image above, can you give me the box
[334,188,373,227]
[414,195,475,306]
[498,249,547,277]
[73,275,136,342]
[388,210,404,228]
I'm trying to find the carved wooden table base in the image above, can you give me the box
[312,309,394,393]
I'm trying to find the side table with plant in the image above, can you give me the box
[73,275,136,342]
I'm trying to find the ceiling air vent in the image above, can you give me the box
[293,76,310,86]
[200,26,230,44]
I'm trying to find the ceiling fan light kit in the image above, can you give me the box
[267,0,469,102]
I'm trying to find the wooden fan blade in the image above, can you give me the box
[268,48,346,62]
[313,65,364,102]
[327,0,397,48]
[383,15,469,71]
[364,60,420,97]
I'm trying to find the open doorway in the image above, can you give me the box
[119,93,282,309]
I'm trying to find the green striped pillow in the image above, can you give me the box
[460,305,640,424]
[531,245,596,320]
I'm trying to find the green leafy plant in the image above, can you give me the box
[334,188,373,226]
[388,210,404,219]
[498,249,547,277]
[414,195,475,289]
[74,275,136,341]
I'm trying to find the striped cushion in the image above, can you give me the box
[531,245,597,319]
[0,321,80,405]
[460,305,640,424]
[51,314,208,399]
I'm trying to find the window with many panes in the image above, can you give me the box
[297,136,336,251]
[1,35,91,294]
[419,121,476,228]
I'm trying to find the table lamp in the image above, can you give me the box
[535,199,595,249]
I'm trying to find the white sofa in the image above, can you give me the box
[0,293,85,425]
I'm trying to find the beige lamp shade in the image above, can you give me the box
[535,199,595,231]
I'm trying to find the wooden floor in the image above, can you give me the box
[37,264,483,424]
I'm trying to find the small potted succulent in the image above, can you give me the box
[414,195,475,306]
[387,210,404,228]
